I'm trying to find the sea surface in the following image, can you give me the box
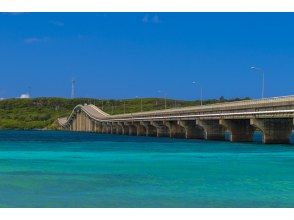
[0,130,293,208]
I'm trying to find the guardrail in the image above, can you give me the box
[59,95,294,126]
[110,95,294,118]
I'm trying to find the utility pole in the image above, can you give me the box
[141,98,143,112]
[251,66,265,99]
[28,86,31,98]
[164,94,167,109]
[192,81,203,106]
[158,90,167,110]
[136,96,143,112]
[71,79,76,99]
[124,100,126,114]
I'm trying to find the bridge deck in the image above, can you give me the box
[58,96,294,126]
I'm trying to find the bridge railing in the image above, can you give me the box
[58,95,294,126]
[109,95,294,119]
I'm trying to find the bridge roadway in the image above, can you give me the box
[58,96,294,144]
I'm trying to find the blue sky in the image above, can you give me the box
[0,13,293,100]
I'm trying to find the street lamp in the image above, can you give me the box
[136,96,143,112]
[123,100,126,114]
[158,90,167,109]
[192,81,203,106]
[251,66,265,99]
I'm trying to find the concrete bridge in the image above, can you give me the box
[58,96,294,144]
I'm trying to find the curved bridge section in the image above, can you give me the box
[58,96,294,144]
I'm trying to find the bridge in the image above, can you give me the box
[58,96,294,144]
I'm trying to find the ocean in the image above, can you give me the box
[0,130,293,207]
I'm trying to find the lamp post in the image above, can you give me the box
[123,100,126,114]
[192,81,203,106]
[165,93,167,109]
[158,90,167,109]
[136,96,143,112]
[141,98,143,112]
[251,66,265,99]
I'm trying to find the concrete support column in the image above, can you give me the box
[96,122,102,133]
[220,119,254,142]
[178,120,205,139]
[76,113,81,131]
[150,121,170,137]
[140,122,157,136]
[164,121,186,138]
[101,122,108,134]
[94,121,97,133]
[75,113,80,131]
[196,119,225,140]
[86,116,91,132]
[250,118,293,144]
[71,118,75,131]
[111,123,118,134]
[104,123,109,134]
[89,118,93,132]
[133,122,147,136]
[103,122,109,134]
[83,113,87,131]
[111,122,123,135]
[84,115,88,132]
[124,122,137,135]
[81,112,86,131]
[117,122,126,135]
[79,112,83,131]
[106,123,113,134]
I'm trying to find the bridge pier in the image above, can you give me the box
[250,118,293,144]
[78,111,87,132]
[105,123,112,134]
[72,118,77,131]
[177,120,205,139]
[133,122,147,136]
[90,119,95,132]
[82,112,87,131]
[124,122,137,135]
[196,119,225,140]
[85,115,92,132]
[117,122,126,135]
[164,121,186,138]
[76,111,81,131]
[220,119,254,142]
[101,122,108,134]
[111,122,120,134]
[94,122,102,133]
[151,121,170,137]
[140,122,157,136]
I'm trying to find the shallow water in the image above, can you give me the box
[0,130,293,207]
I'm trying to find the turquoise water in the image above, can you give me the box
[0,130,293,208]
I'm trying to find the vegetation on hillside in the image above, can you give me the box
[0,96,250,130]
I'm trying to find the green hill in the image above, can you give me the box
[0,97,250,130]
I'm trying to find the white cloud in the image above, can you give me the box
[152,14,160,23]
[49,20,64,27]
[142,14,149,23]
[2,12,28,15]
[24,37,49,44]
[20,93,30,99]
[142,14,161,24]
